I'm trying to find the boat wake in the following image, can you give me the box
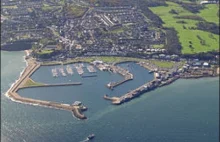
[80,138,89,142]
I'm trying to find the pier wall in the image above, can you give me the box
[19,82,82,89]
[7,60,87,120]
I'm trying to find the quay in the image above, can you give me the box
[106,65,133,89]
[104,62,219,105]
[104,79,159,105]
[7,58,87,120]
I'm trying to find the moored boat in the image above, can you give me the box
[87,134,95,140]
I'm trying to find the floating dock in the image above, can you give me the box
[66,65,74,75]
[82,74,97,78]
[59,67,67,77]
[87,65,96,73]
[51,68,58,77]
[75,65,84,75]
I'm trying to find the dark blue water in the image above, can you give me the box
[1,51,219,142]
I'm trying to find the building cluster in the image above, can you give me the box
[2,0,166,58]
[57,6,166,59]
[109,58,218,104]
[1,0,63,45]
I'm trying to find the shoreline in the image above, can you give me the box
[5,51,219,118]
[5,51,87,120]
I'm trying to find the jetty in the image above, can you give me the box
[104,78,160,105]
[59,67,67,77]
[20,82,82,89]
[51,68,58,77]
[7,58,87,120]
[87,65,96,73]
[104,61,219,105]
[75,64,84,75]
[82,74,97,78]
[66,65,74,75]
[106,65,133,89]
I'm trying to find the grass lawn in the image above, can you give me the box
[42,4,61,11]
[198,4,219,25]
[67,5,87,17]
[23,78,44,87]
[150,60,175,68]
[2,5,18,9]
[37,49,54,55]
[149,2,219,54]
[110,27,124,33]
[152,44,164,48]
[94,56,146,63]
[43,56,147,65]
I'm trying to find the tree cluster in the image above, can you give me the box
[196,22,220,35]
[163,28,182,55]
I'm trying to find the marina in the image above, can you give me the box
[75,64,84,75]
[2,51,219,142]
[7,59,88,120]
[87,65,96,73]
[66,65,74,75]
[59,67,67,77]
[50,64,98,77]
[51,68,58,77]
[6,55,219,122]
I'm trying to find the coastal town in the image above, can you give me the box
[1,0,165,57]
[1,0,219,120]
[6,50,219,120]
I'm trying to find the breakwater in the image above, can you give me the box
[19,82,82,89]
[104,69,219,105]
[106,65,133,89]
[7,58,87,120]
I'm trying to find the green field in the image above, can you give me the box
[23,78,44,87]
[198,4,219,25]
[149,2,219,54]
[67,5,87,17]
[42,56,148,65]
[37,49,54,55]
[152,44,164,48]
[150,60,175,68]
[2,5,18,9]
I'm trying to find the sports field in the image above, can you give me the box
[150,2,219,54]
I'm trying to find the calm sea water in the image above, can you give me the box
[1,51,219,142]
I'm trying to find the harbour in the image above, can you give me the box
[6,55,219,121]
[50,63,98,78]
[1,51,219,142]
[6,58,88,120]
